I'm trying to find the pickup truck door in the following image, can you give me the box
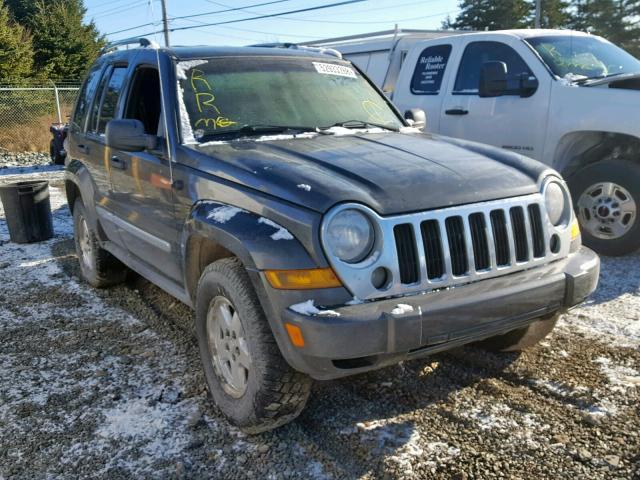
[391,40,460,133]
[105,62,183,283]
[439,37,551,161]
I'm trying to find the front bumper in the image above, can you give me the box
[269,247,599,380]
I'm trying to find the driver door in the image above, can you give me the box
[106,63,182,282]
[439,38,551,161]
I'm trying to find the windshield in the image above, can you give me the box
[525,35,640,81]
[175,56,403,143]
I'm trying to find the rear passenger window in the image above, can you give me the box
[87,66,111,134]
[97,66,128,133]
[72,63,103,131]
[411,44,452,95]
[453,41,533,95]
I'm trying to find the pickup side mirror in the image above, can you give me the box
[519,73,539,98]
[479,61,508,98]
[404,108,427,131]
[106,119,157,152]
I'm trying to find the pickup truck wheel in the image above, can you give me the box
[196,258,312,433]
[476,313,559,352]
[568,159,639,256]
[72,199,127,287]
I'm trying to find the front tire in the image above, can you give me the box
[568,158,639,256]
[476,313,559,352]
[73,199,127,287]
[196,258,312,433]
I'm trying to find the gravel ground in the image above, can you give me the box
[0,168,638,479]
[0,152,52,170]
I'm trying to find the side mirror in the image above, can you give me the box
[404,108,427,131]
[105,119,157,152]
[479,61,508,98]
[519,73,539,97]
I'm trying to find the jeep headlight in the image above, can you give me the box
[544,180,570,226]
[325,209,374,263]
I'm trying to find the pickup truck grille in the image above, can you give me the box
[394,202,547,285]
[323,193,572,301]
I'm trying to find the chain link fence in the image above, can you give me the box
[0,81,80,153]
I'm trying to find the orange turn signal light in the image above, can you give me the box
[285,323,305,348]
[265,268,342,290]
[571,217,581,241]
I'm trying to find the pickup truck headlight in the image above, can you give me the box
[325,209,374,263]
[544,180,570,226]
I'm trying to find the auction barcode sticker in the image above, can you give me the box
[312,62,357,79]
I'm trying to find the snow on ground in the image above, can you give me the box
[560,252,640,347]
[0,177,206,477]
[1,170,639,479]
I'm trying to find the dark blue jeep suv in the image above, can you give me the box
[65,38,599,432]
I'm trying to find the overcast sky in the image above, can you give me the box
[84,0,459,46]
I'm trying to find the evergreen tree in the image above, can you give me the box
[535,0,570,28]
[569,0,640,57]
[0,3,33,80]
[3,0,40,24]
[444,0,532,30]
[29,0,104,80]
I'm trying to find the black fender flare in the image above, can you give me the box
[181,200,319,273]
[180,201,328,358]
[64,159,103,234]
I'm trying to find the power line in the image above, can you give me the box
[201,0,451,25]
[90,0,150,20]
[173,16,326,40]
[173,0,294,21]
[106,0,295,36]
[277,10,460,25]
[85,0,134,15]
[114,0,367,38]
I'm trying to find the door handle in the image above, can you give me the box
[445,109,469,115]
[110,156,127,170]
[77,144,89,154]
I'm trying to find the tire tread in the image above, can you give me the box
[197,258,312,433]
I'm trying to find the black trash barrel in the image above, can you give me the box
[0,180,54,243]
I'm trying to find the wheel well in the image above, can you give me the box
[555,132,640,179]
[65,180,81,213]
[185,235,236,301]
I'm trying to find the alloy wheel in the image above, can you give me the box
[206,296,252,398]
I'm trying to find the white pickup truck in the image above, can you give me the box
[315,29,640,256]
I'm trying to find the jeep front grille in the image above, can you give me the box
[394,202,547,286]
[322,193,572,301]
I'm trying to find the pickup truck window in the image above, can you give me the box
[410,44,452,95]
[176,56,403,143]
[453,41,533,95]
[525,35,640,81]
[97,66,128,134]
[72,64,102,132]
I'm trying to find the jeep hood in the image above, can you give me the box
[189,132,548,215]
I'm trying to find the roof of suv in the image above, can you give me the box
[105,45,341,61]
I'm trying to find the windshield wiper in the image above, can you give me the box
[237,124,317,135]
[321,120,399,132]
[198,124,317,142]
[572,72,629,84]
